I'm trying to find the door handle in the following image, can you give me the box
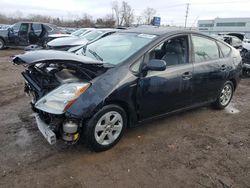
[220,64,227,71]
[182,71,192,80]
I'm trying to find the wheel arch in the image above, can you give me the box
[229,78,237,91]
[104,100,138,128]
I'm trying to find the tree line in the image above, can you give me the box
[0,1,157,28]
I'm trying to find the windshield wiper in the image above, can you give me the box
[88,49,103,61]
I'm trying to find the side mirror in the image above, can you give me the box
[142,59,167,72]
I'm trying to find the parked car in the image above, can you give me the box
[46,28,95,42]
[46,29,116,51]
[0,24,10,30]
[216,34,242,49]
[241,38,250,77]
[13,28,242,152]
[0,21,63,49]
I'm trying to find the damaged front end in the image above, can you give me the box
[13,50,108,144]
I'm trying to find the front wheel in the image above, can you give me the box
[212,81,234,109]
[84,105,127,152]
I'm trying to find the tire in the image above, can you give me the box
[242,68,250,78]
[212,81,234,109]
[84,104,127,152]
[0,38,5,50]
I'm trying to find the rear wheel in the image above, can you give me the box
[0,38,5,50]
[84,105,127,152]
[212,81,234,109]
[243,68,250,77]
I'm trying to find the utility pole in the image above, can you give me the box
[184,3,189,28]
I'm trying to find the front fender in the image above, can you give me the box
[65,86,104,119]
[65,64,139,125]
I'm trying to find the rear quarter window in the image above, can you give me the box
[217,42,231,57]
[43,25,53,32]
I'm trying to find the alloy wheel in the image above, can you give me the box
[94,111,123,146]
[220,84,233,106]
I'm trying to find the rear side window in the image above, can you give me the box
[217,42,231,57]
[192,35,219,63]
[32,24,42,32]
[31,24,42,36]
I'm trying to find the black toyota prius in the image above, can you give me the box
[13,27,242,152]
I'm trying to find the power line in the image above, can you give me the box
[155,0,250,10]
[191,0,250,5]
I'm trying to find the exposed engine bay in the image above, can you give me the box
[13,53,109,145]
[20,61,106,101]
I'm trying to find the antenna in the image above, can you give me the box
[190,16,199,29]
[184,3,189,28]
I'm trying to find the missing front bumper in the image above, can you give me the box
[33,113,56,145]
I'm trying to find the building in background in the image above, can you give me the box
[198,17,250,38]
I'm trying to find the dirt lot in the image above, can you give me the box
[0,49,249,188]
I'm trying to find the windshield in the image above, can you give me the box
[83,30,106,41]
[76,33,156,65]
[71,29,87,36]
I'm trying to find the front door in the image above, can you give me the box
[8,22,21,45]
[137,35,194,120]
[18,23,30,46]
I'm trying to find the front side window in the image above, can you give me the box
[145,35,189,67]
[192,35,219,63]
[20,23,29,32]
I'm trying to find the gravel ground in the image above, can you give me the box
[0,49,249,188]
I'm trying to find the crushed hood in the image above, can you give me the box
[47,36,88,47]
[13,50,103,65]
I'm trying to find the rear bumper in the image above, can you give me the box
[33,113,56,145]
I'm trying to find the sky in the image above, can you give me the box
[1,0,250,26]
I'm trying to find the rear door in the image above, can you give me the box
[29,23,43,44]
[191,35,227,104]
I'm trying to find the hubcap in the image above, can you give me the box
[220,84,233,106]
[94,111,123,145]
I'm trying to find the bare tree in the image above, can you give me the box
[136,16,143,25]
[120,1,134,26]
[96,14,115,28]
[0,11,113,28]
[143,7,157,24]
[112,1,120,26]
[111,1,134,27]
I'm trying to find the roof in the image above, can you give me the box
[16,21,57,27]
[122,26,200,36]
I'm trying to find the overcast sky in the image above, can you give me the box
[1,0,250,26]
